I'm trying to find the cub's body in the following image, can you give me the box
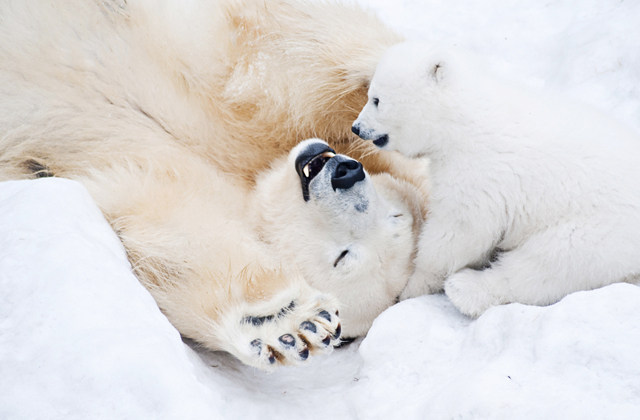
[353,43,640,316]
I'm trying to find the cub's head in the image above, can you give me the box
[352,42,463,158]
[253,139,426,338]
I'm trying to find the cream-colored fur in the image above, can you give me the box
[0,0,427,370]
[255,139,426,337]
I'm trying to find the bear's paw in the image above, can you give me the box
[233,294,342,370]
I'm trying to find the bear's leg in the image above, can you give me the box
[82,163,341,370]
[149,262,342,370]
[142,259,342,371]
[444,221,640,317]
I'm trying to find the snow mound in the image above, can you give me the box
[354,286,640,419]
[0,179,221,420]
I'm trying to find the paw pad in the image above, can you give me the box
[250,339,262,354]
[240,296,341,369]
[277,301,296,317]
[278,334,296,347]
[300,321,317,333]
[243,315,274,326]
[318,310,332,322]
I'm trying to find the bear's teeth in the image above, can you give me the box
[303,152,335,178]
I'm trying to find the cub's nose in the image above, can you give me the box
[351,124,360,137]
[331,156,365,191]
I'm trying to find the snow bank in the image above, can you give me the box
[353,287,640,419]
[0,179,221,420]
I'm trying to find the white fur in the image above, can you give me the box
[254,139,423,336]
[0,0,425,371]
[354,42,640,317]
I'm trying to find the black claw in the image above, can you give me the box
[322,335,331,346]
[334,337,356,348]
[332,323,342,339]
[250,339,262,354]
[266,346,277,364]
[299,347,309,361]
[300,321,317,333]
[278,334,296,348]
[297,333,311,348]
[335,309,339,317]
[318,310,332,322]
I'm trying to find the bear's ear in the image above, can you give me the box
[430,61,445,83]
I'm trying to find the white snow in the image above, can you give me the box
[2,0,640,419]
[354,289,640,419]
[0,179,222,420]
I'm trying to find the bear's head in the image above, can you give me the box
[352,42,470,159]
[252,139,426,337]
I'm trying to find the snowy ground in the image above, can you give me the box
[2,1,640,419]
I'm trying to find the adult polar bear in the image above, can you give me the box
[0,0,428,370]
[353,42,640,317]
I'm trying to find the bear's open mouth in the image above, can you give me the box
[295,143,337,202]
[302,152,335,182]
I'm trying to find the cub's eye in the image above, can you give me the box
[372,97,379,107]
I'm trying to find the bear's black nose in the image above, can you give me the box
[331,157,365,191]
[351,124,360,136]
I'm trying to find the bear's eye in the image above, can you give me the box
[372,97,379,107]
[333,250,349,267]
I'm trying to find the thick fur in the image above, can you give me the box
[0,0,410,184]
[255,139,425,337]
[354,42,640,317]
[0,0,431,370]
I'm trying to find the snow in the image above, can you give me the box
[354,289,640,419]
[0,179,221,420]
[2,1,640,419]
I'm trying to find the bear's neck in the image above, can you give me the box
[427,78,539,173]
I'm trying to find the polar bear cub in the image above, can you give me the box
[353,41,640,317]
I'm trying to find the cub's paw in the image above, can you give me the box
[399,268,445,300]
[230,294,341,371]
[444,268,504,318]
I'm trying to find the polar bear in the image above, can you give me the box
[353,42,640,317]
[0,0,429,370]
